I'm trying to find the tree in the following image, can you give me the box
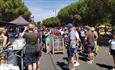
[42,17,60,27]
[58,2,78,25]
[58,0,89,25]
[0,0,31,22]
[36,21,41,27]
[57,0,115,26]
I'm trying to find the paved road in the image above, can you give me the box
[40,47,114,70]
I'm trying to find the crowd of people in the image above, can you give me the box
[0,23,114,70]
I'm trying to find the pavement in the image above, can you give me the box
[40,46,114,70]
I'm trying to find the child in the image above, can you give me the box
[109,31,115,70]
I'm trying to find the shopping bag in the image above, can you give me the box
[95,45,100,54]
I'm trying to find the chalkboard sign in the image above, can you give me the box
[52,34,65,54]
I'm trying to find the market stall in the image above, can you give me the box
[0,64,20,70]
[10,16,29,26]
[6,38,26,70]
[7,16,30,38]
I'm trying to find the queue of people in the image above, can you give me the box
[0,23,114,70]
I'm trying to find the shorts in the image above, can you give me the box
[69,47,78,58]
[87,46,94,53]
[110,49,115,55]
[24,51,37,66]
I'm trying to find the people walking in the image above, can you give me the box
[109,31,115,70]
[67,24,80,70]
[85,26,95,64]
[91,27,98,55]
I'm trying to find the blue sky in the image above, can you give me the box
[23,0,76,22]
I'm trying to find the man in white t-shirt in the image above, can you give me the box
[68,26,80,70]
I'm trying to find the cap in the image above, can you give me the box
[66,23,74,28]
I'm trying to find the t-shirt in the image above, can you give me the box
[69,30,80,48]
[109,39,115,50]
[23,32,39,52]
[61,31,64,36]
[86,31,95,46]
[69,30,79,40]
[80,30,86,37]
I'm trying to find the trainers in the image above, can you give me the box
[74,62,80,66]
[70,68,75,70]
[112,68,115,70]
[87,61,93,64]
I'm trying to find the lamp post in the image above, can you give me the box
[53,9,56,16]
[31,16,34,22]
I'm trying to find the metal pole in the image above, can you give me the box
[21,50,23,70]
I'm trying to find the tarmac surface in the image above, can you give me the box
[40,46,114,70]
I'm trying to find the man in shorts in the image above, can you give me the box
[68,25,80,70]
[85,26,95,64]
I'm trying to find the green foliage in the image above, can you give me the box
[58,2,78,25]
[57,0,115,26]
[58,0,89,25]
[42,17,60,27]
[36,21,42,27]
[0,0,31,22]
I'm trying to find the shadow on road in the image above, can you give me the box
[79,56,87,62]
[78,53,88,62]
[56,62,69,70]
[63,57,68,61]
[96,63,113,70]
